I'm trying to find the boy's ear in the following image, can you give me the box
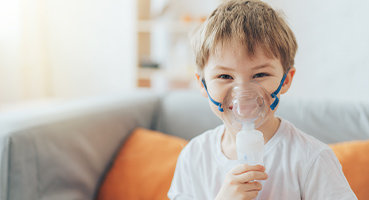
[280,67,296,94]
[195,73,208,98]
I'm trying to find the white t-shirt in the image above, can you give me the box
[168,118,357,200]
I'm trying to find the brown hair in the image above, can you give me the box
[192,0,297,75]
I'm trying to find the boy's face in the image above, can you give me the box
[199,42,295,127]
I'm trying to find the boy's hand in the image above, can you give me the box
[215,164,268,200]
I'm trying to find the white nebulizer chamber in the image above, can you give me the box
[222,82,271,165]
[236,124,264,165]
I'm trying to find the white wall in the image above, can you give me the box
[45,0,137,97]
[264,0,369,101]
[0,1,23,103]
[0,0,137,105]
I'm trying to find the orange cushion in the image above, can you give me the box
[329,140,369,200]
[97,128,188,200]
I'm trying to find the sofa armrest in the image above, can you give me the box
[0,91,160,200]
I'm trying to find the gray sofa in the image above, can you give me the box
[1,89,368,200]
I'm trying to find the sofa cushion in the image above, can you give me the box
[277,98,369,143]
[97,128,188,200]
[0,91,160,200]
[330,140,369,200]
[155,90,222,140]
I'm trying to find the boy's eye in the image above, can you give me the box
[253,73,269,79]
[218,74,233,80]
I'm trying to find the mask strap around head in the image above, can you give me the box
[270,68,290,110]
[201,79,224,112]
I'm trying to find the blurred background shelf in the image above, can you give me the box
[135,0,220,90]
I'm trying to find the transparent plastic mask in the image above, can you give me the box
[222,81,272,133]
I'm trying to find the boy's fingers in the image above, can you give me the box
[235,171,268,183]
[245,191,259,199]
[231,164,265,175]
[239,181,263,192]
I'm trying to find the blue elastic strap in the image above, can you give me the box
[201,79,224,112]
[270,69,289,110]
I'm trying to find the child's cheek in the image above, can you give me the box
[260,78,283,96]
[207,82,228,101]
[208,100,224,120]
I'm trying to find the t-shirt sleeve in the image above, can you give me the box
[302,148,358,200]
[167,146,194,200]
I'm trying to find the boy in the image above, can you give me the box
[168,0,357,199]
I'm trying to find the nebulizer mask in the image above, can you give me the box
[202,72,288,165]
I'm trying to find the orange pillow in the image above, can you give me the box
[329,140,369,200]
[97,128,188,200]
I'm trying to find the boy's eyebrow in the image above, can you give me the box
[213,64,275,71]
[213,65,236,71]
[252,63,275,70]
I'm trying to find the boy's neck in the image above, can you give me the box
[221,116,281,160]
[258,116,281,143]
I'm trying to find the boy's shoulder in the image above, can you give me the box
[281,119,330,148]
[180,125,224,157]
[278,118,333,161]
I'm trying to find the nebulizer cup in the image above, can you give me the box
[222,82,272,165]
